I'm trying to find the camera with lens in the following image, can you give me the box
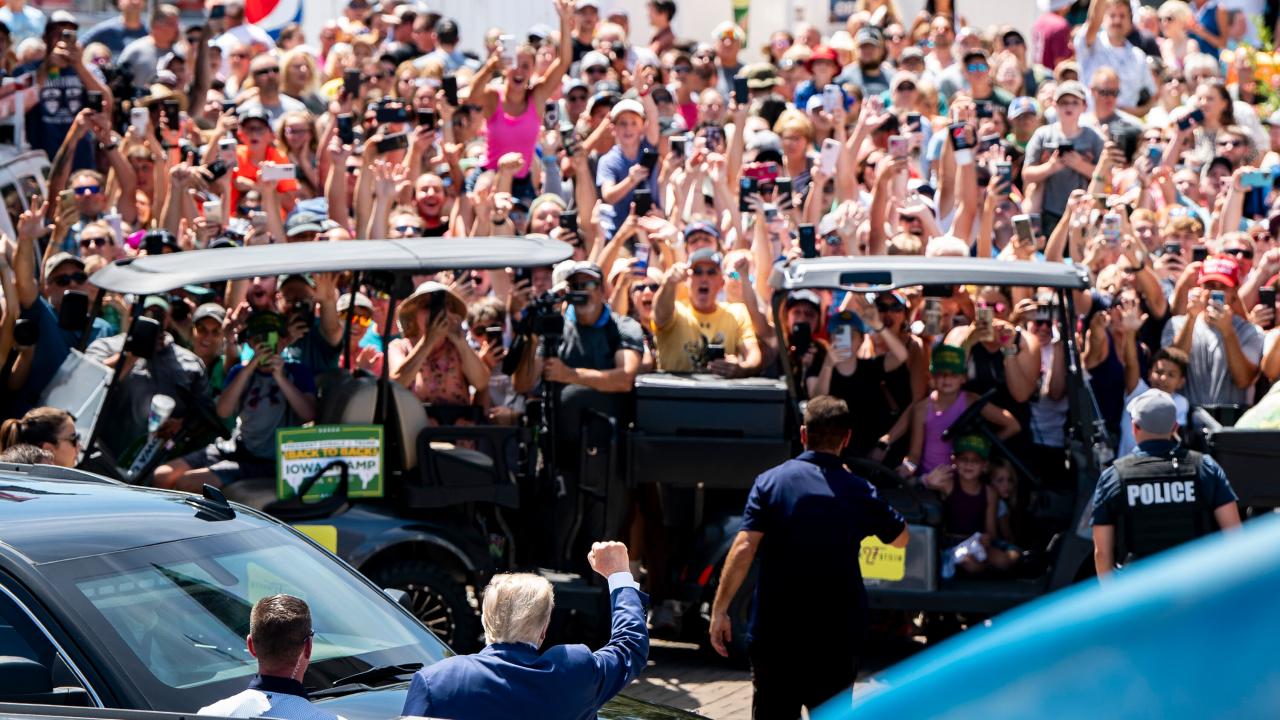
[527,292,566,339]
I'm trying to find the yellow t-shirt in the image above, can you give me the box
[654,301,756,372]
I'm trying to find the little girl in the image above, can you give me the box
[880,344,1020,478]
[922,435,1017,574]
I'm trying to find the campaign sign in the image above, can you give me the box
[276,425,383,501]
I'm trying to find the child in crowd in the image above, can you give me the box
[922,435,1018,574]
[1118,346,1190,457]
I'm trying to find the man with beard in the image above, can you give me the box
[653,248,762,377]
[240,55,306,129]
[835,27,891,98]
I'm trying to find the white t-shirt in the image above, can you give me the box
[1117,379,1190,457]
[1072,31,1155,110]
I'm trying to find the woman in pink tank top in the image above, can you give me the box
[469,0,574,188]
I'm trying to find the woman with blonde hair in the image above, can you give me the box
[275,111,322,199]
[773,109,816,196]
[1157,1,1202,72]
[280,46,326,115]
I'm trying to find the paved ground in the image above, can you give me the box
[628,639,903,718]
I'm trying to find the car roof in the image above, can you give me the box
[771,256,1089,293]
[850,514,1280,719]
[0,467,271,565]
[90,236,575,295]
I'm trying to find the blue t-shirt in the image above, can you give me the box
[1091,440,1237,527]
[1189,1,1221,51]
[740,450,905,646]
[13,296,112,414]
[595,140,659,235]
[79,16,149,56]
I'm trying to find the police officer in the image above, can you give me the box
[1092,389,1242,577]
[709,395,908,719]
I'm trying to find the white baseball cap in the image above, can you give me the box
[609,98,645,121]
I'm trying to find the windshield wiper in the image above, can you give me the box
[310,663,423,698]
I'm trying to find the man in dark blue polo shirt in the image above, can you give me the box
[710,395,908,719]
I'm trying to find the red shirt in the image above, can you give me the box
[1032,12,1073,72]
[231,144,299,211]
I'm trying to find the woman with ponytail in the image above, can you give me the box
[0,407,78,467]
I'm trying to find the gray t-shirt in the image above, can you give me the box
[1023,123,1105,216]
[118,37,172,90]
[224,361,317,458]
[1160,314,1264,407]
[241,95,308,131]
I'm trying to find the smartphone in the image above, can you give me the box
[375,133,409,154]
[208,3,226,19]
[994,161,1013,194]
[1260,286,1277,310]
[443,75,459,106]
[1102,212,1121,245]
[1210,290,1226,309]
[336,113,355,145]
[1012,214,1034,245]
[558,212,578,233]
[923,297,942,335]
[61,28,75,43]
[130,106,149,135]
[499,34,516,65]
[975,100,994,119]
[260,163,295,181]
[57,290,90,332]
[485,326,505,346]
[738,177,758,212]
[1190,245,1208,263]
[734,76,750,106]
[417,108,437,129]
[85,90,104,113]
[906,112,923,132]
[789,322,812,356]
[633,187,652,217]
[822,84,842,113]
[163,100,181,129]
[512,266,532,285]
[948,122,974,163]
[124,316,162,358]
[832,323,853,354]
[798,224,818,258]
[820,138,841,176]
[638,146,658,170]
[249,210,268,230]
[888,134,908,159]
[669,136,685,160]
[776,177,793,197]
[344,68,360,98]
[705,343,726,362]
[977,134,1002,153]
[12,317,38,347]
[1057,140,1075,154]
[1147,145,1162,166]
[376,103,409,124]
[704,125,724,153]
[975,304,995,341]
[543,100,559,130]
[1243,170,1272,188]
[203,197,223,224]
[633,243,650,273]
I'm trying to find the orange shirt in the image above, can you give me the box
[231,144,299,211]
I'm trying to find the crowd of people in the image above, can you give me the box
[0,0,1278,627]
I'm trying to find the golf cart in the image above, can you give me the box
[681,256,1111,656]
[85,236,575,651]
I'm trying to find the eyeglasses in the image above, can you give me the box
[59,431,80,446]
[51,271,88,286]
[631,281,659,292]
[1224,247,1255,259]
[691,267,720,277]
[567,92,588,102]
[340,311,373,326]
[1158,15,1175,22]
[79,236,112,248]
[673,65,692,73]
[1003,35,1024,46]
[74,185,100,196]
[394,225,425,234]
[253,67,280,77]
[966,63,989,74]
[570,280,600,291]
[887,33,905,41]
[1094,88,1120,98]
[231,51,251,59]
[895,83,916,92]
[585,66,608,75]
[285,125,311,135]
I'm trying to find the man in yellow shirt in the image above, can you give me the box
[653,248,762,376]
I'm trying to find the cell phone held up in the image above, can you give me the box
[85,91,104,114]
[443,75,459,107]
[336,113,356,145]
[638,146,658,170]
[343,68,360,98]
[633,187,653,217]
[738,177,758,212]
[734,76,750,106]
[798,224,818,259]
[375,133,409,155]
[948,122,974,163]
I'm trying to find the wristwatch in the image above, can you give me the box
[1002,344,1018,358]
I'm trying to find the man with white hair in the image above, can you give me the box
[401,541,647,719]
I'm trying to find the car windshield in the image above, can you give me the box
[38,526,448,711]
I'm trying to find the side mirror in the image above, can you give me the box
[384,588,413,611]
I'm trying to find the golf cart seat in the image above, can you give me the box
[219,477,350,521]
[408,424,522,509]
[317,374,429,472]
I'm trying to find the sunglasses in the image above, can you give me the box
[567,93,588,101]
[585,66,608,75]
[285,125,311,135]
[691,267,721,276]
[875,303,905,313]
[253,67,280,76]
[51,271,88,286]
[570,279,600,291]
[79,236,112,248]
[340,311,373,326]
[895,83,916,92]
[1217,139,1245,147]
[673,65,692,73]
[1003,35,1024,46]
[966,63,989,74]
[631,281,660,292]
[59,431,81,446]
[1224,247,1255,259]
[74,185,100,196]
[1094,88,1119,98]
[394,225,425,234]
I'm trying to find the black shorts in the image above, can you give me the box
[181,443,274,486]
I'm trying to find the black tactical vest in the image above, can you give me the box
[1112,449,1214,561]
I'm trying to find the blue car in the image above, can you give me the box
[815,514,1280,719]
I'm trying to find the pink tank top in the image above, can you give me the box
[484,88,540,178]
[921,393,969,475]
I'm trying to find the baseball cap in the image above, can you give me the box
[855,27,883,48]
[581,50,609,71]
[829,30,855,52]
[1267,110,1280,127]
[193,302,228,325]
[828,308,868,336]
[244,310,285,339]
[683,220,721,242]
[891,72,919,91]
[43,252,85,280]
[1054,81,1087,102]
[688,247,723,267]
[576,0,600,10]
[1128,388,1178,435]
[817,212,841,238]
[609,98,645,121]
[930,344,967,375]
[1199,255,1241,288]
[712,21,744,45]
[1009,96,1040,120]
[285,211,327,238]
[786,289,822,310]
[899,46,925,64]
[49,10,78,26]
[237,106,272,126]
[806,45,841,72]
[277,272,316,288]
[337,292,374,314]
[143,295,172,313]
[962,48,989,65]
[742,62,780,90]
[568,261,603,280]
[953,434,991,459]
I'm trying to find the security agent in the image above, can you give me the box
[199,594,342,720]
[710,396,908,718]
[1092,389,1242,578]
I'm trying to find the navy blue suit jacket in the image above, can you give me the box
[401,586,649,720]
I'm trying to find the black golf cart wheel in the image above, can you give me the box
[370,561,481,652]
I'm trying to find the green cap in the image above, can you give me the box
[931,344,967,375]
[953,434,990,460]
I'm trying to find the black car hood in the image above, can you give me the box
[314,683,700,719]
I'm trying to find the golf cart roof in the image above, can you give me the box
[90,236,574,295]
[771,256,1089,293]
